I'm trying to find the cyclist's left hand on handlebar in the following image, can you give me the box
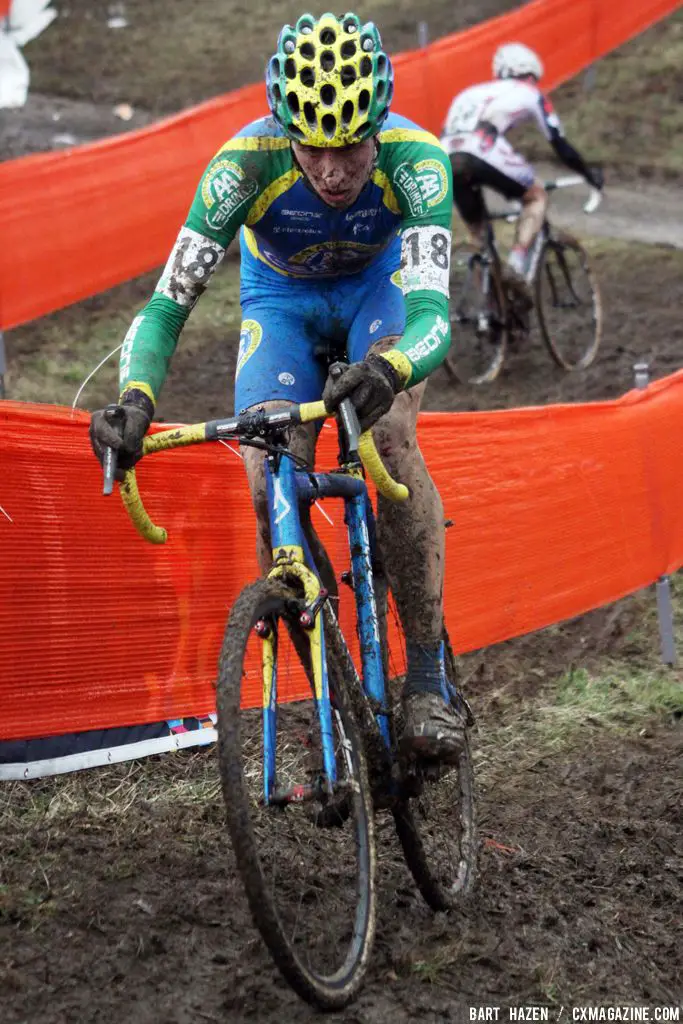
[89,394,152,478]
[322,356,401,432]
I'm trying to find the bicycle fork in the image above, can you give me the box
[260,455,338,804]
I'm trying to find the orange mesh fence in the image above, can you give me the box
[1,0,679,329]
[2,373,683,743]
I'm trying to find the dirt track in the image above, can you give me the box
[2,12,683,1020]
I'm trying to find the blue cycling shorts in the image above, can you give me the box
[234,235,405,412]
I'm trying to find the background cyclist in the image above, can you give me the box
[441,41,603,304]
[89,11,466,762]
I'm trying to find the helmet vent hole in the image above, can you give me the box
[343,19,357,34]
[287,91,300,115]
[320,83,336,105]
[270,57,280,77]
[360,56,372,78]
[321,113,337,139]
[358,88,370,113]
[387,79,394,102]
[271,83,282,102]
[377,54,387,74]
[340,64,356,86]
[299,41,315,60]
[284,40,296,55]
[320,50,336,72]
[303,101,317,128]
[341,40,356,59]
[376,79,385,100]
[285,58,296,79]
[289,123,305,140]
[355,121,371,139]
[361,35,374,52]
[300,65,316,87]
[320,28,336,45]
[341,99,354,127]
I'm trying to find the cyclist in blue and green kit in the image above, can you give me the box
[90,12,466,760]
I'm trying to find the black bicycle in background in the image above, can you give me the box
[446,176,603,385]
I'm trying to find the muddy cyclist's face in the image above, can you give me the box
[292,138,377,209]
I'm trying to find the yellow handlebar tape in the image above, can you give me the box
[120,469,167,544]
[298,400,328,424]
[358,433,409,502]
[142,422,208,455]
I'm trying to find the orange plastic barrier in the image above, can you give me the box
[1,0,679,329]
[2,374,683,743]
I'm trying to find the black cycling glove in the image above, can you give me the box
[89,389,153,477]
[322,356,402,433]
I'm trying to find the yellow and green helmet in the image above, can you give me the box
[266,12,394,147]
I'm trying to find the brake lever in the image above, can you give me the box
[329,361,362,460]
[102,404,125,496]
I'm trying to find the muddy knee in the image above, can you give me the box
[371,383,426,469]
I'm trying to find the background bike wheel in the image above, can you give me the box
[375,577,478,911]
[535,233,602,369]
[216,578,376,1009]
[444,242,508,385]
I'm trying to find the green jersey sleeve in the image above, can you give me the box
[119,137,290,404]
[378,127,453,387]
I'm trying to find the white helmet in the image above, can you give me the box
[493,42,543,81]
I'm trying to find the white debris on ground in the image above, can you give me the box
[0,0,56,107]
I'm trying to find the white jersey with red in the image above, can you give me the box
[440,78,562,190]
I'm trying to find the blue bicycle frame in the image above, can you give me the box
[261,450,391,805]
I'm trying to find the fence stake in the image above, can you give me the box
[417,20,429,47]
[656,576,677,666]
[0,331,6,399]
[634,362,677,666]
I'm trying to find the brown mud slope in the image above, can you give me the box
[1,693,680,1022]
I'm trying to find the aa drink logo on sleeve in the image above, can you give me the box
[201,159,259,230]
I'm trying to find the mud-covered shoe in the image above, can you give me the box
[400,692,466,764]
[501,265,533,312]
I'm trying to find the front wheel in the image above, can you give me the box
[444,242,508,385]
[535,233,602,370]
[216,577,376,1010]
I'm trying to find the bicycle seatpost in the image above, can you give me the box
[102,403,125,496]
[328,362,362,461]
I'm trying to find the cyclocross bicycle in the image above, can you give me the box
[102,372,476,1010]
[446,175,603,385]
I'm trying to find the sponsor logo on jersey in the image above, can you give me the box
[236,319,263,376]
[394,163,425,216]
[394,158,448,215]
[404,314,449,364]
[282,208,323,219]
[202,159,258,230]
[414,159,448,208]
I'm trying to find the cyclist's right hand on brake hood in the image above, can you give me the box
[89,390,153,478]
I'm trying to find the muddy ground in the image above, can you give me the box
[1,598,681,1023]
[2,3,683,1021]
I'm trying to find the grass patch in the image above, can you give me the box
[6,259,242,415]
[24,0,521,113]
[514,10,683,181]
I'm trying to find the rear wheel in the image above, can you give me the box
[535,233,602,370]
[445,242,508,385]
[375,576,478,910]
[216,577,375,1009]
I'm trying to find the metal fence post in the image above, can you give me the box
[634,361,677,666]
[417,20,429,48]
[0,332,6,399]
